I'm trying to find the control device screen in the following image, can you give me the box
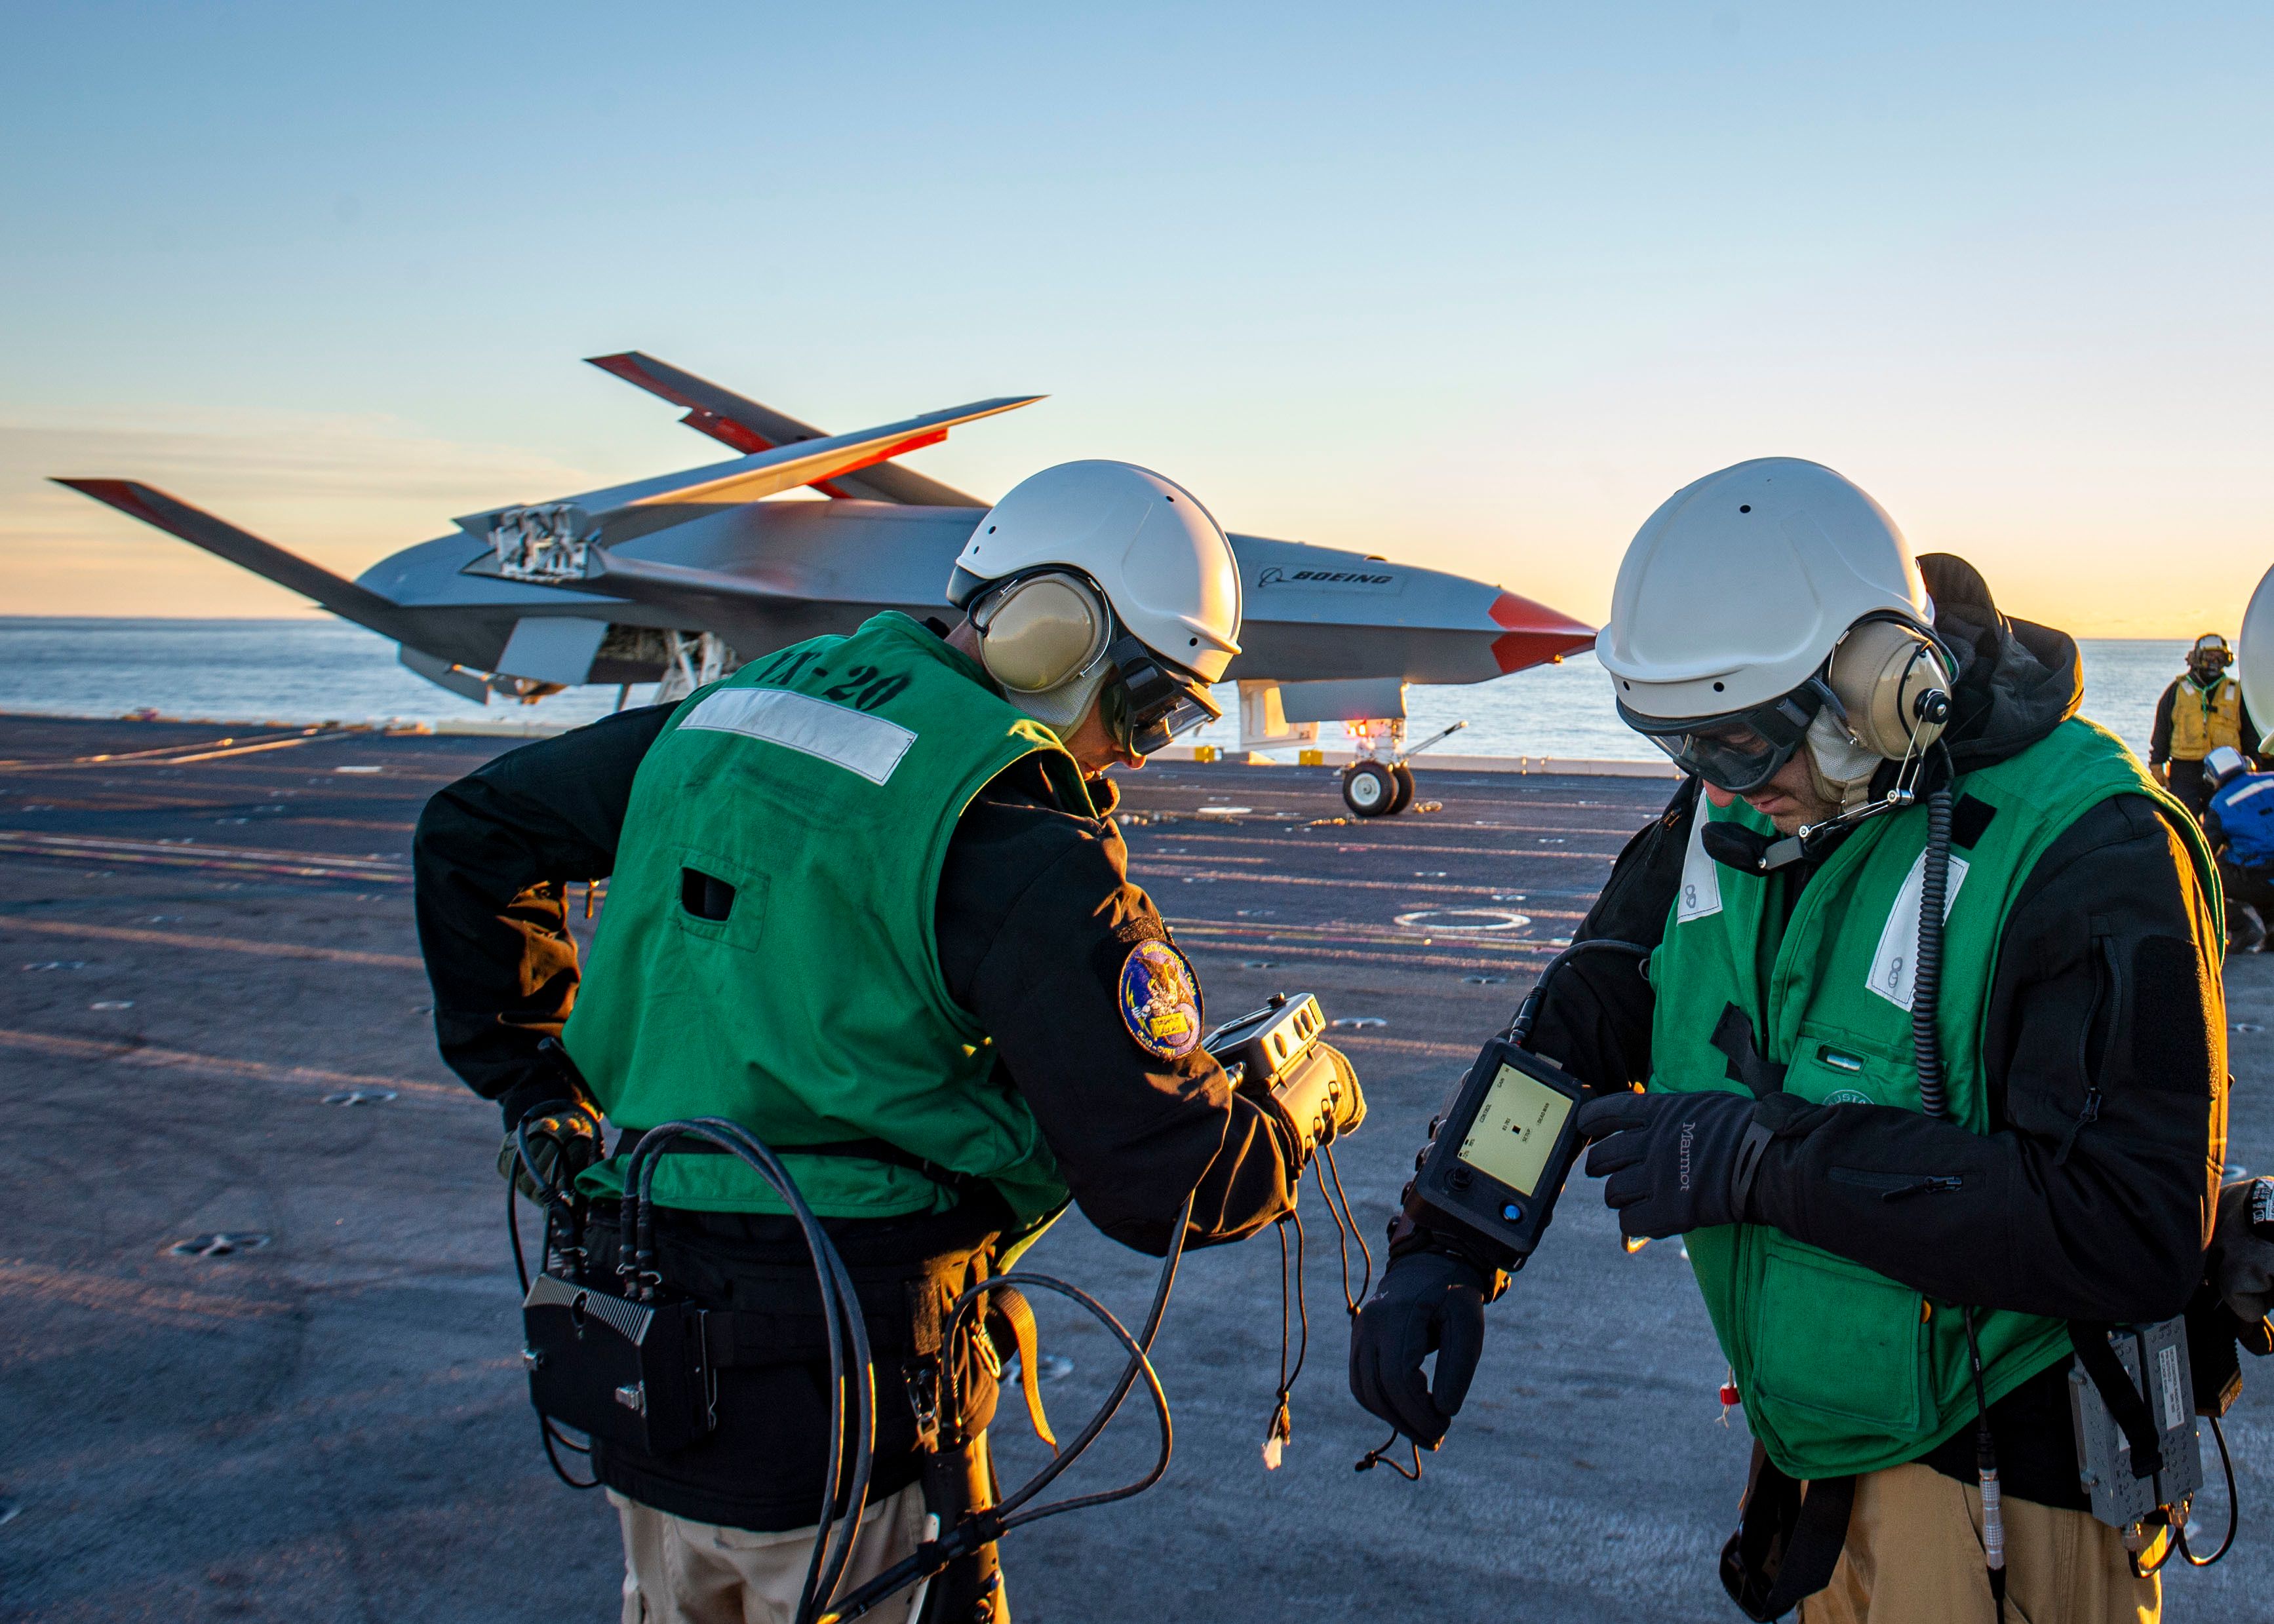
[1456,1062,1575,1196]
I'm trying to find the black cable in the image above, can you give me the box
[617,1119,876,1624]
[1263,1209,1310,1464]
[1354,1426,1422,1480]
[820,1193,1197,1623]
[507,1169,530,1294]
[1282,1208,1310,1394]
[977,1190,1191,1524]
[1505,938,1652,1046]
[511,1177,603,1485]
[2176,1414,2238,1566]
[1319,1140,1373,1314]
[539,1414,601,1489]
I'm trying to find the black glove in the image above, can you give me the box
[2208,1176,2274,1334]
[1577,1089,1765,1240]
[497,1104,602,1204]
[1348,1250,1489,1447]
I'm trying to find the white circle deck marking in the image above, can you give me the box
[1392,908,1531,933]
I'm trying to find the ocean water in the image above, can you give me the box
[0,615,2186,765]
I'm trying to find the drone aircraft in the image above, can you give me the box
[58,353,1596,815]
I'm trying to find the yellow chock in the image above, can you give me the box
[1297,748,1324,767]
[1192,745,1218,764]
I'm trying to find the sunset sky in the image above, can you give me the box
[4,3,2269,636]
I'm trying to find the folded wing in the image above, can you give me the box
[587,352,1000,507]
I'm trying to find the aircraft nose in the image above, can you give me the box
[1487,590,1597,674]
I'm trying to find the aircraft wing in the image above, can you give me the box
[454,395,1040,553]
[612,395,1036,511]
[587,352,994,507]
[52,479,422,642]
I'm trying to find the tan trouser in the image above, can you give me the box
[612,1482,931,1624]
[1800,1463,2159,1624]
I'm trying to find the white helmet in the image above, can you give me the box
[1601,459,1950,796]
[949,460,1241,751]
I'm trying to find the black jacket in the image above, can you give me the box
[1459,555,2227,1505]
[413,691,1301,1526]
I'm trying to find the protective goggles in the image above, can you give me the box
[1102,635,1221,755]
[1617,680,1831,795]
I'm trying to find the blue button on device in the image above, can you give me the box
[1500,1201,1525,1223]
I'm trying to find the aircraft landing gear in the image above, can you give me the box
[1339,722,1460,817]
[1342,760,1399,817]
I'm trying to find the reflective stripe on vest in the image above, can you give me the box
[1649,718,2218,1480]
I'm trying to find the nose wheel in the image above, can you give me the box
[1342,760,1400,817]
[1337,719,1460,817]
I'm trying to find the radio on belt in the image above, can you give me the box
[1411,1034,1592,1258]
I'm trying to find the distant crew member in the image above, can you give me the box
[2203,744,2274,953]
[1352,461,2246,1623]
[414,461,1361,1623]
[2150,632,2258,816]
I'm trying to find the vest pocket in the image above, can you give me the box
[1784,1021,1910,1111]
[1746,1231,1930,1437]
[669,845,770,954]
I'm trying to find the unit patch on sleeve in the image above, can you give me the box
[1117,938,1203,1061]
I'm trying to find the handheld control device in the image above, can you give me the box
[1203,992,1359,1155]
[1411,1037,1592,1259]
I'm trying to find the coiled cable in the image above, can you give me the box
[616,1119,878,1624]
[816,1192,1196,1623]
[1913,785,1953,1119]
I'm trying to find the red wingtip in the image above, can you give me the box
[1485,590,1598,675]
[53,478,171,532]
[586,352,705,414]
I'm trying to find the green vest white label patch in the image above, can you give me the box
[682,686,917,785]
[1867,848,1972,1011]
[1677,811,1723,923]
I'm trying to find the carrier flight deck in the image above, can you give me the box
[2,711,2267,1623]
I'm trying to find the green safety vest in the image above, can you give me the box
[562,613,1095,1241]
[1651,717,2217,1480]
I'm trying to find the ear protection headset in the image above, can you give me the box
[1823,616,1953,760]
[1703,620,1956,876]
[970,571,1112,693]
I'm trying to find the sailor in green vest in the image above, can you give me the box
[1352,459,2246,1623]
[414,461,1362,1623]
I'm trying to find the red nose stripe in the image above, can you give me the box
[1485,591,1596,675]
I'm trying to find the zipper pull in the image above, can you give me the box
[1881,1174,1965,1202]
[2054,1086,2102,1167]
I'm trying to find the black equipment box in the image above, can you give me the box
[1411,1037,1591,1258]
[522,1271,709,1455]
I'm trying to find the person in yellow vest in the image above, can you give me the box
[414,461,1362,1623]
[2149,633,2259,817]
[1352,460,2262,1623]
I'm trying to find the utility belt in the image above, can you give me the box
[529,1196,1003,1457]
